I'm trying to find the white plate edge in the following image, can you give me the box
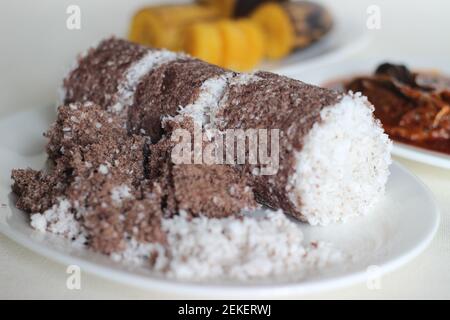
[0,162,440,298]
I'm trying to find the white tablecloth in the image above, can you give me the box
[1,0,449,299]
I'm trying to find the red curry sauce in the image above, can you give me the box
[329,63,450,155]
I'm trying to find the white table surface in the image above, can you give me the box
[1,0,449,299]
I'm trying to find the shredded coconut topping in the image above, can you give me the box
[163,73,233,129]
[110,184,133,205]
[30,198,86,245]
[288,93,392,225]
[98,164,109,175]
[117,50,178,108]
[112,209,345,282]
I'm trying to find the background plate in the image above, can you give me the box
[262,14,369,76]
[290,57,450,170]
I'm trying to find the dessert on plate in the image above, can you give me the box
[11,38,392,281]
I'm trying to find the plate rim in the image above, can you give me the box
[266,19,370,77]
[392,141,450,169]
[0,162,440,298]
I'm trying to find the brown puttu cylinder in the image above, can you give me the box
[61,37,391,225]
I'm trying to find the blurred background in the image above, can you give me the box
[0,0,449,117]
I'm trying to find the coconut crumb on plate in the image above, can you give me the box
[154,210,346,282]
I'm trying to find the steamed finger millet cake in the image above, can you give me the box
[11,37,392,282]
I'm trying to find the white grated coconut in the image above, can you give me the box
[30,198,86,245]
[116,49,178,109]
[288,92,392,226]
[112,209,346,282]
[110,184,133,205]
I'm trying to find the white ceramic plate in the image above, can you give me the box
[393,142,450,170]
[291,57,450,170]
[262,8,369,76]
[0,105,440,298]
